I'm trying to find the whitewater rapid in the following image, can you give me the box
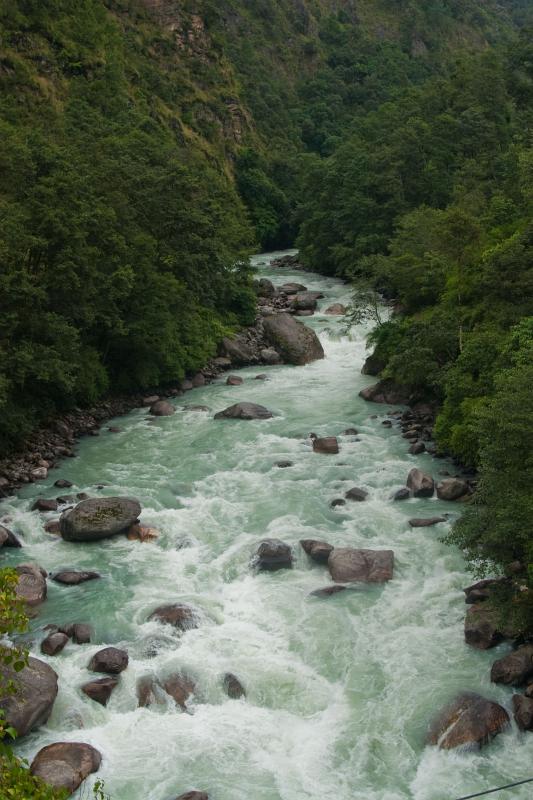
[2,251,532,800]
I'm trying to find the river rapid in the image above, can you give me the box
[2,251,532,800]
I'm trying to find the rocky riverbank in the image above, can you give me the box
[0,270,334,500]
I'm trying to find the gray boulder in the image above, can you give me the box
[278,282,307,295]
[345,487,368,502]
[0,656,58,737]
[436,478,469,501]
[262,313,324,365]
[406,468,434,498]
[0,525,22,547]
[221,335,255,365]
[292,291,318,312]
[214,402,273,420]
[260,347,282,365]
[82,677,119,706]
[359,380,410,404]
[324,304,346,315]
[41,632,69,656]
[15,563,47,607]
[149,400,175,416]
[328,548,394,583]
[30,742,102,795]
[427,692,509,749]
[254,539,293,571]
[60,497,141,542]
[52,570,100,585]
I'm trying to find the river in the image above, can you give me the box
[2,251,531,800]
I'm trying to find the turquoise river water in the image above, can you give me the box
[2,251,531,800]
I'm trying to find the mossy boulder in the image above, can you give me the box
[60,497,141,542]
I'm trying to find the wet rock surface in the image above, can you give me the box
[30,741,102,795]
[427,692,509,749]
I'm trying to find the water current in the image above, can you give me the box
[2,251,531,800]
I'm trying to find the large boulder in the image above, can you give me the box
[300,539,333,564]
[406,468,434,498]
[255,278,276,297]
[221,335,255,365]
[426,692,509,749]
[254,539,293,571]
[60,497,141,542]
[15,563,47,607]
[41,632,69,656]
[262,313,324,366]
[278,282,307,295]
[491,645,533,686]
[214,402,273,420]
[88,647,128,675]
[0,656,58,737]
[512,695,533,731]
[464,604,505,649]
[436,478,469,501]
[30,742,102,795]
[0,525,22,547]
[148,604,199,631]
[149,400,175,416]
[82,677,119,706]
[328,548,394,583]
[359,380,410,405]
[292,291,318,312]
[463,578,506,605]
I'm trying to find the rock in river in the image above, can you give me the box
[223,673,246,699]
[0,656,58,737]
[41,632,69,656]
[512,694,533,731]
[52,570,100,585]
[30,742,102,795]
[312,437,339,454]
[82,676,119,706]
[328,548,394,583]
[427,692,509,749]
[149,400,175,416]
[15,563,47,607]
[491,645,533,686]
[254,539,293,571]
[408,517,446,527]
[88,647,129,674]
[60,497,141,542]
[214,402,273,420]
[406,468,434,498]
[300,539,333,564]
[148,603,199,631]
[436,478,469,501]
[262,313,324,365]
[345,487,368,502]
[163,673,196,709]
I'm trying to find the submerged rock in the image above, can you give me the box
[0,656,58,737]
[345,487,368,502]
[324,303,346,315]
[254,539,293,571]
[148,604,199,630]
[223,673,246,699]
[309,585,347,598]
[262,313,324,365]
[328,548,394,583]
[214,402,273,420]
[491,645,533,686]
[30,742,102,795]
[163,673,196,709]
[408,517,446,527]
[52,570,100,585]
[427,692,509,749]
[60,497,141,542]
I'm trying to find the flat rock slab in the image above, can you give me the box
[408,517,446,527]
[31,742,102,795]
[427,692,509,749]
[328,548,394,583]
[0,656,58,737]
[52,571,101,585]
[214,402,273,420]
[60,497,141,542]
